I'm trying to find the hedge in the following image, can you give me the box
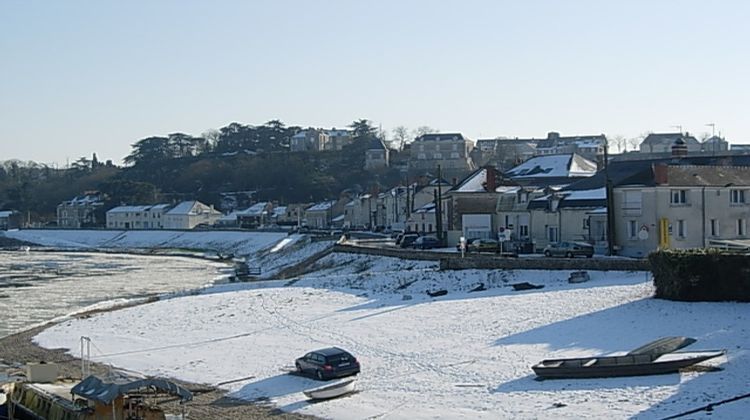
[649,249,750,302]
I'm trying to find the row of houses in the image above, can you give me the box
[440,141,750,257]
[46,134,750,259]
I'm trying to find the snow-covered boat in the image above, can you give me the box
[532,350,725,379]
[303,378,356,400]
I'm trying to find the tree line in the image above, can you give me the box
[0,119,421,223]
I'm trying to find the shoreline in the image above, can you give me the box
[0,294,313,419]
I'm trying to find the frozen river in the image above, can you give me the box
[0,250,229,338]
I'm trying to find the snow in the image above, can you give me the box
[33,251,750,419]
[564,187,606,200]
[454,168,487,192]
[1,229,287,256]
[506,154,596,179]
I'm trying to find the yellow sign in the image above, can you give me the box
[659,218,670,249]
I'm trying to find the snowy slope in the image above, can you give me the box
[34,255,749,419]
[2,229,288,256]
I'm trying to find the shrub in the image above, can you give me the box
[649,249,750,302]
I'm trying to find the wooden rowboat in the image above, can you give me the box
[303,378,357,400]
[532,350,725,379]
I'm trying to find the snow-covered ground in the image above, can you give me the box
[1,229,288,256]
[34,253,749,419]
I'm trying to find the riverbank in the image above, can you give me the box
[0,309,313,419]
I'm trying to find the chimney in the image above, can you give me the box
[547,132,560,141]
[653,163,669,185]
[671,138,688,158]
[485,166,497,192]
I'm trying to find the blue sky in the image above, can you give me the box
[2,1,748,165]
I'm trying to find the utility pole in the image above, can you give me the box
[435,165,444,244]
[604,139,616,256]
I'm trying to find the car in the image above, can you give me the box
[398,233,420,248]
[542,241,594,258]
[295,347,360,380]
[467,238,501,253]
[411,235,440,249]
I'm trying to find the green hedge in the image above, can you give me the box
[649,249,750,302]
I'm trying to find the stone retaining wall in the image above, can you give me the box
[333,244,651,271]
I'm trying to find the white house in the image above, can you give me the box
[163,201,222,230]
[106,204,171,229]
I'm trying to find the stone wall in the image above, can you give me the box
[333,243,650,271]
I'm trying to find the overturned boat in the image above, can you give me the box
[303,378,356,400]
[532,337,725,379]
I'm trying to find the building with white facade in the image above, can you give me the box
[163,201,222,230]
[106,204,171,229]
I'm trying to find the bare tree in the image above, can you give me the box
[392,126,410,151]
[627,136,642,152]
[201,129,220,153]
[413,126,437,138]
[610,135,627,153]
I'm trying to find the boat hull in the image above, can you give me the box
[532,351,724,379]
[303,379,356,400]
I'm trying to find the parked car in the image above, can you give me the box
[542,241,594,258]
[295,347,360,380]
[411,235,440,249]
[398,233,420,248]
[467,238,501,253]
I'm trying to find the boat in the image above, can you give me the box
[627,336,697,357]
[532,350,725,379]
[303,378,357,400]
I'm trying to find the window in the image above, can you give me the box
[452,144,458,151]
[730,189,746,204]
[623,190,642,210]
[710,219,719,237]
[434,153,443,159]
[417,153,426,159]
[583,218,590,229]
[518,225,529,237]
[518,192,528,203]
[628,220,637,239]
[435,144,441,152]
[450,152,459,159]
[738,219,746,236]
[677,220,686,238]
[548,226,558,242]
[670,190,687,204]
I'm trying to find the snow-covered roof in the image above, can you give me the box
[0,210,15,218]
[586,207,608,214]
[506,154,597,179]
[237,202,268,216]
[414,202,436,213]
[166,201,219,216]
[107,204,170,214]
[563,187,606,200]
[332,214,345,222]
[306,201,334,212]
[454,168,488,192]
[218,211,239,222]
[273,206,287,216]
[495,186,521,194]
[65,194,102,205]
